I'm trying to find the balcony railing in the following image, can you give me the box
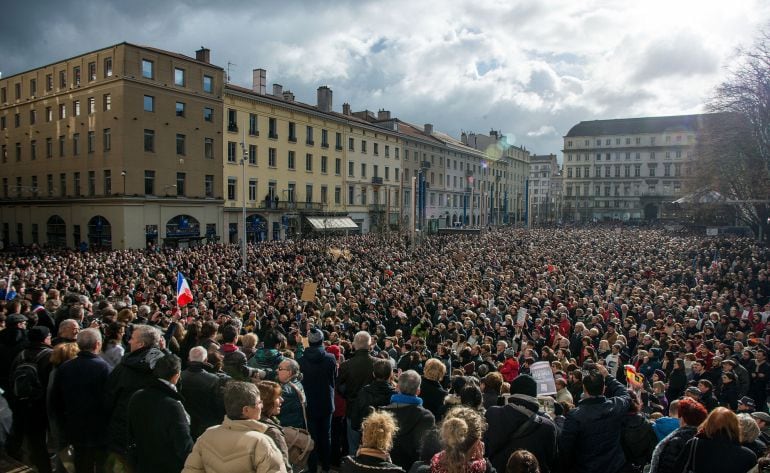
[368,204,386,212]
[371,177,384,185]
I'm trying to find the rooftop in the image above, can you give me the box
[564,113,719,137]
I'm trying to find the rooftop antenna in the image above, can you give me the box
[226,61,237,83]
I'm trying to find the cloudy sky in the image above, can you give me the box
[2,0,768,159]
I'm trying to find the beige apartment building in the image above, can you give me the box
[562,114,709,222]
[0,43,224,249]
[529,154,560,225]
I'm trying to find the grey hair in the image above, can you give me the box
[188,346,208,363]
[137,305,152,317]
[58,319,79,335]
[398,370,421,396]
[133,324,161,348]
[224,381,260,419]
[353,331,371,351]
[76,328,102,352]
[738,413,760,443]
[281,358,301,379]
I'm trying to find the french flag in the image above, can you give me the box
[94,278,101,295]
[176,271,193,308]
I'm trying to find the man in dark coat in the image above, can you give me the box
[338,330,375,452]
[127,353,192,473]
[299,327,338,473]
[484,374,558,473]
[50,328,111,473]
[179,346,227,439]
[559,363,632,473]
[0,311,27,391]
[382,369,436,471]
[350,359,397,431]
[104,324,166,464]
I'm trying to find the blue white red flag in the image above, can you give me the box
[176,272,193,307]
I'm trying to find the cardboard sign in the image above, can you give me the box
[530,361,557,395]
[301,282,318,302]
[516,308,527,327]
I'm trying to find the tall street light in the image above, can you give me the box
[240,133,247,274]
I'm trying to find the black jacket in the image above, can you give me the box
[650,425,697,473]
[105,346,166,452]
[127,379,193,473]
[382,401,436,471]
[299,345,338,418]
[620,413,657,468]
[666,368,687,401]
[418,377,448,421]
[50,351,111,447]
[341,454,405,473]
[350,379,396,431]
[672,434,757,473]
[484,395,558,473]
[179,361,227,439]
[0,327,27,391]
[338,349,375,416]
[559,375,631,473]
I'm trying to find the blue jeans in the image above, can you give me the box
[346,417,361,455]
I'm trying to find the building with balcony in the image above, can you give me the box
[529,154,560,225]
[0,43,224,249]
[562,114,713,222]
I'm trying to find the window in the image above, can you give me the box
[104,57,113,77]
[374,143,379,155]
[73,172,81,196]
[249,179,257,201]
[348,186,354,205]
[268,148,277,167]
[0,87,5,103]
[88,62,96,82]
[46,138,52,158]
[306,125,314,145]
[176,173,185,196]
[395,168,400,181]
[349,137,354,151]
[385,145,390,157]
[287,183,296,202]
[59,104,66,119]
[205,138,214,160]
[143,95,154,112]
[103,128,111,151]
[87,97,95,114]
[59,70,67,88]
[335,158,341,175]
[29,109,36,125]
[288,150,296,169]
[305,153,313,171]
[649,164,657,177]
[60,173,67,197]
[249,113,258,135]
[203,75,213,93]
[335,186,341,205]
[624,165,630,177]
[174,68,185,86]
[47,174,54,196]
[227,109,237,131]
[321,155,328,174]
[142,59,154,79]
[305,185,313,204]
[361,140,367,153]
[144,170,155,194]
[228,178,237,200]
[650,152,656,160]
[30,140,36,160]
[59,135,65,157]
[321,129,328,148]
[88,131,95,153]
[374,165,379,178]
[227,141,237,163]
[321,186,328,204]
[675,150,682,158]
[0,116,4,130]
[634,164,641,177]
[73,66,81,86]
[348,161,354,177]
[176,134,186,155]
[73,100,81,116]
[248,144,257,165]
[288,122,296,142]
[205,175,214,197]
[176,102,185,117]
[664,163,671,177]
[144,129,155,152]
[46,74,53,91]
[73,133,80,155]
[103,94,111,111]
[88,171,95,196]
[361,163,367,177]
[395,148,400,159]
[335,132,342,150]
[269,118,277,138]
[45,107,52,122]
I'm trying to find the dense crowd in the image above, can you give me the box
[0,226,768,473]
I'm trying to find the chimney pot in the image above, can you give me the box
[377,110,391,120]
[342,103,351,116]
[253,69,266,94]
[317,86,333,113]
[272,83,283,97]
[424,123,433,135]
[282,90,295,102]
[195,47,210,63]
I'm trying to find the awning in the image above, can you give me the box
[306,216,359,230]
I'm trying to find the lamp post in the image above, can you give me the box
[240,136,247,273]
[121,170,126,195]
[159,184,176,247]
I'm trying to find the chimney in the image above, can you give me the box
[282,90,295,102]
[252,69,266,94]
[424,123,433,135]
[195,47,210,63]
[342,102,351,116]
[272,83,283,97]
[317,86,332,113]
[461,132,468,145]
[377,109,391,120]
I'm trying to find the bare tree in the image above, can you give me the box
[695,28,770,240]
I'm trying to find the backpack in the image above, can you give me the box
[11,349,51,401]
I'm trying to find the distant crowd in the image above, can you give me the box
[0,226,768,473]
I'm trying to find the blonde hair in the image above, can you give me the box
[423,358,447,382]
[438,407,486,473]
[738,413,760,443]
[360,411,398,452]
[241,333,258,350]
[50,342,79,367]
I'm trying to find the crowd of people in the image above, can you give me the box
[0,226,768,473]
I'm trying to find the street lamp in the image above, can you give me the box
[240,135,248,274]
[121,170,126,195]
